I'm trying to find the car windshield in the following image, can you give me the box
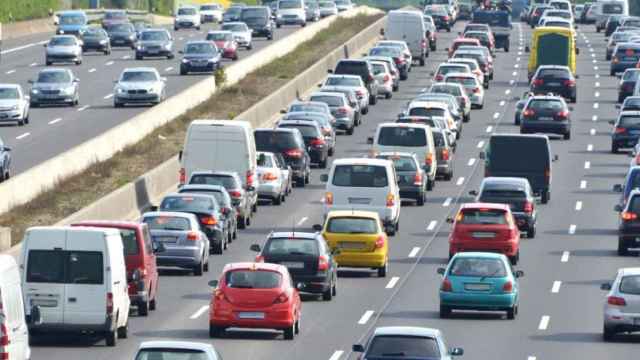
[201,5,220,10]
[451,60,478,71]
[620,115,640,128]
[327,217,378,233]
[60,15,85,25]
[185,43,215,54]
[50,37,75,46]
[121,71,158,82]
[222,24,245,31]
[280,0,302,9]
[178,8,197,15]
[366,335,440,358]
[310,95,344,107]
[409,107,445,117]
[623,70,640,80]
[226,7,242,15]
[265,238,319,255]
[459,208,508,225]
[332,164,388,187]
[430,85,461,96]
[326,77,361,86]
[378,127,427,147]
[136,349,209,360]
[623,98,640,110]
[377,155,418,172]
[225,270,282,288]
[107,23,132,32]
[37,71,71,83]
[439,66,468,75]
[369,47,400,57]
[207,32,232,41]
[159,196,215,213]
[141,31,168,41]
[319,1,334,7]
[0,88,19,99]
[143,216,192,231]
[83,28,104,36]
[450,257,507,277]
[189,174,237,188]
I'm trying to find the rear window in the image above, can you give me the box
[265,238,319,256]
[620,115,640,128]
[309,95,344,107]
[459,208,508,225]
[327,217,378,233]
[160,196,215,213]
[181,190,226,205]
[377,155,417,172]
[450,257,507,277]
[258,154,274,167]
[189,174,238,188]
[409,107,445,117]
[27,250,104,284]
[335,62,368,75]
[332,164,388,187]
[225,270,282,288]
[538,69,570,78]
[135,349,209,360]
[620,275,640,295]
[279,124,319,138]
[290,104,326,113]
[623,70,640,80]
[446,76,477,86]
[439,66,467,75]
[378,127,427,147]
[430,85,461,96]
[488,136,549,172]
[326,77,361,86]
[528,100,564,110]
[144,216,192,231]
[481,189,527,199]
[367,336,440,358]
[255,131,300,150]
[120,229,140,255]
[603,3,623,13]
[616,47,640,56]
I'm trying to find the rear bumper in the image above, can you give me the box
[335,252,386,268]
[612,134,640,149]
[521,121,570,135]
[440,292,517,309]
[211,306,295,329]
[29,315,113,332]
[449,241,519,257]
[293,274,331,293]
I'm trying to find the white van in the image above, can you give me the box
[368,123,438,190]
[276,0,307,27]
[385,10,428,66]
[592,0,628,31]
[321,158,401,235]
[180,120,259,210]
[20,226,130,347]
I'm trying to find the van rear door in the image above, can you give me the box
[487,136,550,193]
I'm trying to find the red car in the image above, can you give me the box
[448,37,481,58]
[206,30,239,61]
[72,221,160,316]
[447,203,521,264]
[208,262,302,339]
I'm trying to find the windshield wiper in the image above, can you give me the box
[288,251,311,256]
[233,285,254,289]
[380,352,406,357]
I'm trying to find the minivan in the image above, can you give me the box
[385,10,428,66]
[480,134,557,203]
[180,120,258,212]
[592,0,629,31]
[321,158,401,235]
[368,123,437,191]
[241,6,275,39]
[21,226,130,346]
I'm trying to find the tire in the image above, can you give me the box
[252,202,258,213]
[446,27,451,32]
[603,325,615,341]
[464,113,470,123]
[117,322,128,339]
[194,260,204,276]
[276,23,282,28]
[361,106,369,115]
[506,305,517,320]
[426,178,434,191]
[149,297,156,311]
[294,317,301,334]
[509,252,519,265]
[527,225,536,239]
[611,69,615,76]
[618,238,629,256]
[378,261,388,277]
[385,92,392,99]
[322,284,333,301]
[419,56,425,66]
[416,192,425,206]
[515,116,520,125]
[247,43,253,50]
[136,54,143,60]
[209,325,224,338]
[369,95,377,105]
[393,84,399,92]
[505,45,509,52]
[541,190,549,204]
[138,300,149,316]
[18,118,24,126]
[346,126,354,135]
[283,323,295,340]
[564,132,571,140]
[212,240,223,255]
[612,144,619,154]
[273,194,281,205]
[439,305,451,318]
[180,68,187,75]
[105,329,117,346]
[319,157,327,169]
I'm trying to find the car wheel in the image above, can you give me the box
[295,317,301,334]
[378,261,388,277]
[527,225,536,239]
[416,192,425,206]
[439,305,451,318]
[319,157,327,169]
[136,54,143,60]
[603,325,615,341]
[426,178,434,191]
[444,171,453,181]
[18,118,24,126]
[361,106,369,115]
[385,92,392,99]
[276,23,282,28]
[393,84,399,92]
[212,240,223,255]
[322,284,333,301]
[284,323,295,340]
[606,54,611,61]
[506,305,517,320]
[180,68,187,75]
[541,190,549,204]
[105,329,117,346]
[247,43,253,50]
[564,132,571,140]
[138,300,149,316]
[611,144,619,154]
[238,216,246,229]
[386,225,396,237]
[149,297,156,311]
[346,126,354,135]
[611,69,616,76]
[273,194,281,205]
[618,238,629,256]
[509,252,519,265]
[369,95,377,105]
[194,260,204,276]
[209,325,224,338]
[252,202,258,213]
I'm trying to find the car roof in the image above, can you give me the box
[326,210,381,220]
[179,184,228,192]
[332,157,392,166]
[142,211,199,219]
[208,30,232,34]
[311,91,347,98]
[379,122,431,129]
[190,170,239,177]
[255,127,299,134]
[223,262,287,273]
[278,119,321,128]
[327,74,362,80]
[481,177,530,190]
[373,326,441,338]
[122,67,158,73]
[409,101,448,109]
[72,220,142,229]
[619,267,640,276]
[270,231,319,239]
[444,72,475,78]
[452,251,508,260]
[0,84,20,89]
[460,202,511,210]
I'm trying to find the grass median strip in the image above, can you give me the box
[1,13,383,246]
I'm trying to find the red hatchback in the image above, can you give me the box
[206,30,238,61]
[447,203,521,264]
[208,262,302,339]
[448,38,481,58]
[72,221,160,316]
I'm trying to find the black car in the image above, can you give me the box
[614,190,640,255]
[178,184,238,243]
[241,6,275,40]
[332,59,378,104]
[604,15,624,37]
[250,231,338,300]
[368,46,409,81]
[530,65,576,103]
[222,6,243,22]
[278,119,329,168]
[254,128,311,186]
[0,137,11,182]
[424,5,451,31]
[520,95,571,140]
[80,27,111,54]
[179,41,221,75]
[105,22,137,49]
[618,69,640,103]
[610,111,640,153]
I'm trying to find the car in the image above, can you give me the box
[221,22,253,49]
[619,68,640,102]
[222,5,243,22]
[179,41,222,75]
[452,48,494,80]
[432,127,454,180]
[334,0,353,11]
[539,17,573,28]
[177,184,239,243]
[105,22,137,49]
[353,326,464,359]
[318,0,338,17]
[251,231,338,299]
[464,30,496,55]
[514,91,533,125]
[55,10,89,35]
[530,5,553,27]
[321,74,370,114]
[604,14,625,36]
[29,68,80,107]
[611,43,640,76]
[175,5,202,30]
[101,10,128,29]
[309,91,357,135]
[364,55,401,91]
[438,252,523,319]
[414,92,465,124]
[319,86,362,124]
[206,30,239,61]
[448,57,487,88]
[447,203,521,264]
[208,262,302,339]
[529,65,576,102]
[520,94,572,139]
[276,0,307,27]
[0,84,29,126]
[615,187,640,254]
[611,111,640,153]
[447,37,481,58]
[80,26,111,54]
[0,137,10,182]
[241,6,275,40]
[280,111,336,156]
[620,95,640,112]
[136,29,174,60]
[396,115,456,151]
[254,128,312,185]
[135,341,222,360]
[463,22,491,34]
[375,40,415,68]
[187,171,255,229]
[200,3,224,23]
[256,151,289,204]
[158,193,229,254]
[368,46,409,81]
[375,152,427,205]
[370,60,394,99]
[444,72,485,109]
[432,62,472,83]
[284,100,334,117]
[44,35,82,65]
[427,82,471,121]
[424,5,451,31]
[113,67,166,107]
[402,100,459,142]
[305,1,321,21]
[601,267,640,340]
[332,59,379,103]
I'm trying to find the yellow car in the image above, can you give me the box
[315,210,389,277]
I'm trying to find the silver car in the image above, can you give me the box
[305,1,321,21]
[221,22,253,49]
[280,111,336,156]
[257,151,289,205]
[364,55,400,91]
[309,91,356,135]
[0,84,30,126]
[432,127,454,180]
[602,267,640,341]
[321,74,370,114]
[29,68,79,107]
[114,67,166,107]
[136,29,175,60]
[318,1,338,17]
[44,35,83,65]
[142,211,210,276]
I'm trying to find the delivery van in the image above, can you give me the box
[526,26,576,79]
[385,10,429,66]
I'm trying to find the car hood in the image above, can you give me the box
[184,53,218,60]
[109,30,135,37]
[177,15,199,21]
[231,31,250,38]
[0,99,20,107]
[32,83,71,90]
[47,45,79,53]
[279,9,304,15]
[116,81,160,90]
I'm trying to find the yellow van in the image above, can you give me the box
[526,26,577,79]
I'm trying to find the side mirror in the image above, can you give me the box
[352,344,365,353]
[3,147,11,152]
[367,136,374,144]
[149,205,158,212]
[450,348,464,356]
[601,282,612,291]
[614,204,623,212]
[446,217,454,224]
[479,151,485,159]
[525,46,530,52]
[312,224,323,232]
[327,69,333,74]
[437,267,446,275]
[113,80,118,84]
[29,306,42,326]
[575,74,580,79]
[468,190,478,196]
[28,80,34,84]
[379,28,385,36]
[250,244,261,252]
[429,71,435,76]
[613,184,623,192]
[208,280,219,288]
[320,174,329,182]
[515,270,524,278]
[553,154,559,161]
[615,104,621,109]
[280,108,287,114]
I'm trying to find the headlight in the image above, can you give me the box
[182,58,190,63]
[116,87,126,94]
[10,105,18,111]
[148,87,158,94]
[164,43,172,49]
[137,45,143,50]
[31,89,39,94]
[99,39,107,44]
[63,87,75,95]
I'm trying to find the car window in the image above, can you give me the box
[178,7,197,15]
[119,229,140,255]
[367,335,440,358]
[620,115,640,128]
[26,250,104,284]
[265,238,319,255]
[309,95,343,107]
[255,131,300,151]
[185,42,215,54]
[207,32,232,41]
[369,47,400,57]
[430,85,461,96]
[326,77,361,86]
[433,131,446,146]
[121,71,158,82]
[258,154,274,167]
[439,66,467,75]
[290,103,327,113]
[160,196,215,212]
[332,164,388,187]
[377,155,418,172]
[181,189,226,205]
[50,37,76,46]
[450,257,507,277]
[144,216,192,231]
[327,217,378,233]
[60,14,85,25]
[141,31,169,41]
[623,98,640,110]
[623,70,640,81]
[189,174,237,188]
[0,88,19,99]
[528,100,564,110]
[458,208,508,225]
[378,127,427,147]
[619,275,640,295]
[225,270,282,288]
[135,348,210,360]
[537,69,570,78]
[446,76,477,86]
[279,124,319,138]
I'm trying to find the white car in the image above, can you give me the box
[321,74,370,113]
[200,3,224,23]
[175,5,201,30]
[221,22,253,49]
[447,58,486,89]
[428,82,471,121]
[444,73,484,109]
[370,61,393,98]
[257,151,289,205]
[135,341,222,360]
[113,67,166,107]
[277,0,307,27]
[0,84,30,126]
[318,0,338,17]
[602,267,640,341]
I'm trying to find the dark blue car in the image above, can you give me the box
[0,137,11,182]
[613,166,640,206]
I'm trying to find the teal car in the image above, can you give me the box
[437,252,523,319]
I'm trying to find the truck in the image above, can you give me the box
[471,9,512,52]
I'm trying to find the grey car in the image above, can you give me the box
[319,86,362,125]
[305,1,321,21]
[514,91,533,125]
[281,111,336,156]
[0,137,11,182]
[433,127,454,181]
[221,22,253,49]
[179,41,222,75]
[113,67,166,107]
[601,267,640,341]
[136,29,174,60]
[318,1,338,17]
[177,184,238,243]
[44,35,83,65]
[257,151,289,204]
[321,74,370,114]
[142,211,210,276]
[0,84,30,126]
[105,22,137,49]
[375,152,427,206]
[29,68,79,107]
[309,91,356,135]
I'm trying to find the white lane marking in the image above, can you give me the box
[509,79,515,85]
[512,71,517,76]
[516,57,521,62]
[593,103,599,109]
[178,37,184,41]
[514,64,519,68]
[580,180,587,189]
[592,59,597,63]
[408,247,421,258]
[584,161,590,169]
[77,105,89,112]
[106,61,114,66]
[551,281,562,293]
[165,66,174,72]
[477,140,485,148]
[386,277,400,289]
[592,115,598,122]
[467,158,476,166]
[5,69,15,74]
[505,89,511,95]
[493,112,500,119]
[122,55,131,60]
[528,357,537,360]
[595,82,600,87]
[29,62,38,67]
[104,93,114,99]
[88,68,96,73]
[15,132,30,140]
[456,177,465,186]
[595,91,600,97]
[569,224,576,234]
[486,126,493,133]
[499,100,506,106]
[297,217,308,226]
[587,144,593,152]
[358,310,374,325]
[518,51,522,55]
[595,73,600,78]
[328,351,344,360]
[594,66,599,71]
[189,305,209,319]
[575,201,583,211]
[427,221,437,231]
[589,47,594,52]
[443,197,452,207]
[538,315,550,330]
[561,251,570,262]
[48,117,62,125]
[590,128,596,136]
[0,40,48,55]
[591,53,596,58]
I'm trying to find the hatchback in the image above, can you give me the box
[433,127,454,180]
[611,111,640,153]
[464,31,495,55]
[621,95,640,112]
[424,5,451,31]
[353,326,464,359]
[280,111,336,155]
[601,267,640,340]
[256,151,289,205]
[618,68,640,103]
[309,91,356,134]
[432,63,472,83]
[208,262,302,339]
[448,58,486,88]
[81,26,111,54]
[611,44,640,75]
[370,61,394,99]
[284,100,333,118]
[375,40,413,67]
[453,48,494,80]
[44,35,82,65]
[375,152,427,205]
[444,73,484,109]
[520,95,572,139]
[278,119,329,168]
[446,37,481,58]
[179,41,221,75]
[364,55,401,91]
[332,59,379,101]
[206,31,239,60]
[607,31,633,60]
[177,184,238,243]
[438,252,523,319]
[614,189,640,255]
[113,67,166,107]
[530,65,576,102]
[255,128,311,186]
[321,74,370,113]
[447,203,521,264]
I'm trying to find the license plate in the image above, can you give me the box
[539,117,554,121]
[114,39,124,44]
[472,232,496,238]
[280,261,304,269]
[154,236,177,242]
[339,242,366,249]
[464,283,491,291]
[238,312,265,319]
[547,82,560,86]
[348,197,371,205]
[31,298,58,307]
[148,49,159,54]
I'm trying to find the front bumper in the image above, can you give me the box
[0,109,25,122]
[31,93,75,104]
[513,213,535,230]
[137,48,172,57]
[46,53,81,63]
[181,61,217,73]
[115,92,161,104]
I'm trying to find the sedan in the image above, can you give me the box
[135,341,222,360]
[136,29,174,60]
[80,26,111,54]
[208,262,302,339]
[353,327,463,359]
[610,111,640,153]
[309,91,356,135]
[177,184,238,243]
[321,74,370,114]
[44,35,83,65]
[114,67,166,107]
[520,95,572,140]
[602,267,640,341]
[444,72,484,109]
[619,69,640,103]
[105,22,137,49]
[278,119,329,168]
[375,152,427,205]
[0,137,11,182]
[280,111,336,156]
[29,68,79,107]
[438,252,523,319]
[206,30,239,60]
[221,22,253,50]
[0,84,30,126]
[613,189,640,255]
[179,41,221,75]
[530,65,576,102]
[256,151,289,205]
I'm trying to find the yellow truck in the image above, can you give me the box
[526,26,577,79]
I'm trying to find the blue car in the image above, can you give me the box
[612,165,640,206]
[438,252,523,319]
[56,11,89,36]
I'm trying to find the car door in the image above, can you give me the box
[141,226,158,300]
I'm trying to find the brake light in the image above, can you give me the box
[502,281,513,293]
[608,296,627,306]
[556,110,569,119]
[532,78,544,86]
[383,74,390,82]
[106,292,114,315]
[441,278,452,292]
[413,172,423,186]
[524,201,534,214]
[635,153,640,165]
[246,170,254,187]
[621,211,638,221]
[200,216,217,226]
[421,39,427,48]
[336,107,348,115]
[394,57,405,65]
[374,235,385,249]
[435,74,444,81]
[229,190,242,198]
[310,137,326,147]
[425,152,434,166]
[368,74,374,82]
[563,79,576,87]
[274,292,289,304]
[443,15,449,21]
[442,148,450,161]
[0,322,8,348]
[613,56,620,64]
[523,109,535,117]
[473,87,480,93]
[355,89,364,98]
[544,168,550,181]
[325,192,333,205]
[179,168,186,184]
[263,172,278,181]
[214,289,229,302]
[615,127,627,134]
[386,193,395,207]
[255,255,264,262]
[187,231,199,241]
[318,255,329,271]
[285,149,303,158]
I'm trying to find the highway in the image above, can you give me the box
[27,20,639,360]
[0,23,301,174]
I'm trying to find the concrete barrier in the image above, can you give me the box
[0,228,10,252]
[0,6,379,217]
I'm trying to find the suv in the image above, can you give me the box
[520,95,571,140]
[332,59,379,105]
[530,65,576,103]
[611,111,640,153]
[614,189,640,255]
[255,128,311,186]
[241,6,275,40]
[278,120,329,168]
[0,137,11,182]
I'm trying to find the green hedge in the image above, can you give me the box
[0,0,60,22]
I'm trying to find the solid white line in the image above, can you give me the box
[358,310,374,325]
[493,112,500,119]
[456,177,465,186]
[104,93,114,99]
[189,305,209,319]
[584,161,590,169]
[5,70,15,74]
[592,115,598,121]
[538,315,550,330]
[15,132,30,140]
[590,129,596,136]
[77,105,89,112]
[580,180,587,189]
[477,140,485,148]
[165,66,174,72]
[408,247,420,258]
[29,62,38,67]
[551,281,562,293]
[561,251,570,262]
[443,197,452,207]
[328,350,344,360]
[467,158,476,166]
[297,217,308,226]
[427,221,437,231]
[587,144,593,152]
[386,277,400,289]
[88,68,96,73]
[486,126,493,133]
[569,224,576,234]
[575,201,583,211]
[106,61,114,66]
[499,100,505,106]
[48,117,62,125]
[0,40,48,55]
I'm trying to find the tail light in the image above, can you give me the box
[355,90,364,98]
[255,255,265,262]
[613,56,620,64]
[310,137,326,147]
[442,148,450,161]
[386,193,395,207]
[413,172,423,186]
[214,289,229,302]
[383,74,390,82]
[435,74,444,81]
[325,192,333,205]
[502,281,513,293]
[263,172,278,181]
[368,74,374,82]
[544,168,550,181]
[532,78,544,86]
[274,292,289,304]
[523,109,535,117]
[608,296,627,306]
[187,231,199,241]
[285,148,303,158]
[615,127,627,134]
[106,292,114,315]
[394,57,405,65]
[246,170,254,187]
[621,211,638,221]
[179,168,186,184]
[425,152,434,166]
[524,201,534,214]
[443,15,449,21]
[635,153,640,165]
[200,216,217,226]
[229,190,242,198]
[374,235,385,249]
[318,256,329,271]
[0,323,8,349]
[556,110,569,119]
[441,278,452,292]
[421,39,427,49]
[473,87,480,93]
[336,107,348,115]
[563,79,576,87]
